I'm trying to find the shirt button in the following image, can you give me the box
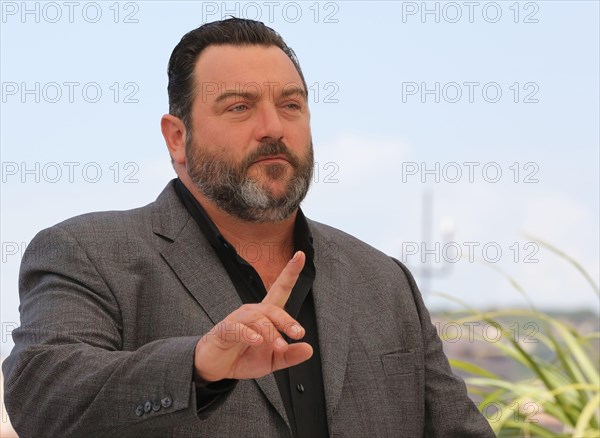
[161,396,173,408]
[144,401,152,413]
[135,405,144,417]
[296,383,305,393]
[152,400,161,412]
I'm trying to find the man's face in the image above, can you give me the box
[184,44,313,223]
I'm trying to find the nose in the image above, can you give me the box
[253,103,284,142]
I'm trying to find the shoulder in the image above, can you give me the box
[20,204,156,271]
[307,217,391,259]
[33,180,180,240]
[307,217,409,276]
[25,180,182,255]
[29,203,155,251]
[54,203,153,236]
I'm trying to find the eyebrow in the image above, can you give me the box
[213,85,308,105]
[280,85,307,101]
[214,90,259,105]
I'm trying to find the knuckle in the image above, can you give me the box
[239,303,253,312]
[264,303,281,314]
[238,303,259,318]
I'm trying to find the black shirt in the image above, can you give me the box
[174,178,329,438]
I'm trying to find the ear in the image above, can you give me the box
[161,114,187,166]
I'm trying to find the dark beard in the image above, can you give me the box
[186,137,313,223]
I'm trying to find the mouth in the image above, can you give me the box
[252,155,290,165]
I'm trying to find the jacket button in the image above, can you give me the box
[296,384,305,393]
[161,396,172,408]
[144,401,152,413]
[135,405,144,417]
[152,400,161,412]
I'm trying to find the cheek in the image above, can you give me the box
[210,124,255,152]
[193,127,242,157]
[285,120,310,142]
[291,129,312,155]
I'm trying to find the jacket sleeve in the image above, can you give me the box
[2,225,209,438]
[392,258,496,438]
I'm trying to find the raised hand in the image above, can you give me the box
[193,251,313,383]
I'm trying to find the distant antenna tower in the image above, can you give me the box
[407,189,455,295]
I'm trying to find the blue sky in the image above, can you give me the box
[1,1,599,357]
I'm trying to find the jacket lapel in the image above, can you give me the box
[150,180,291,430]
[310,222,354,426]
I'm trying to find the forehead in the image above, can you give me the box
[193,44,304,98]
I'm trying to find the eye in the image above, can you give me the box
[228,104,249,112]
[284,102,302,110]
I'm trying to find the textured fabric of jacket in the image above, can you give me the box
[3,179,495,438]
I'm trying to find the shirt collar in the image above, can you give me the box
[173,178,314,263]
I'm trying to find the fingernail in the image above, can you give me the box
[293,324,304,337]
[292,251,300,262]
[276,338,287,348]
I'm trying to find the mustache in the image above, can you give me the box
[242,140,300,169]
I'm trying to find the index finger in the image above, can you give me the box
[262,251,305,308]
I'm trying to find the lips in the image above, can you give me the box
[252,155,289,164]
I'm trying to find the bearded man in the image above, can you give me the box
[3,18,494,438]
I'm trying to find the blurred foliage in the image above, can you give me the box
[438,237,600,437]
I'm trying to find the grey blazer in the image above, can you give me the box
[3,180,494,438]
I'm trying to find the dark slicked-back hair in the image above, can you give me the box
[167,17,307,130]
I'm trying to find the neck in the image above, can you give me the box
[179,174,297,265]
